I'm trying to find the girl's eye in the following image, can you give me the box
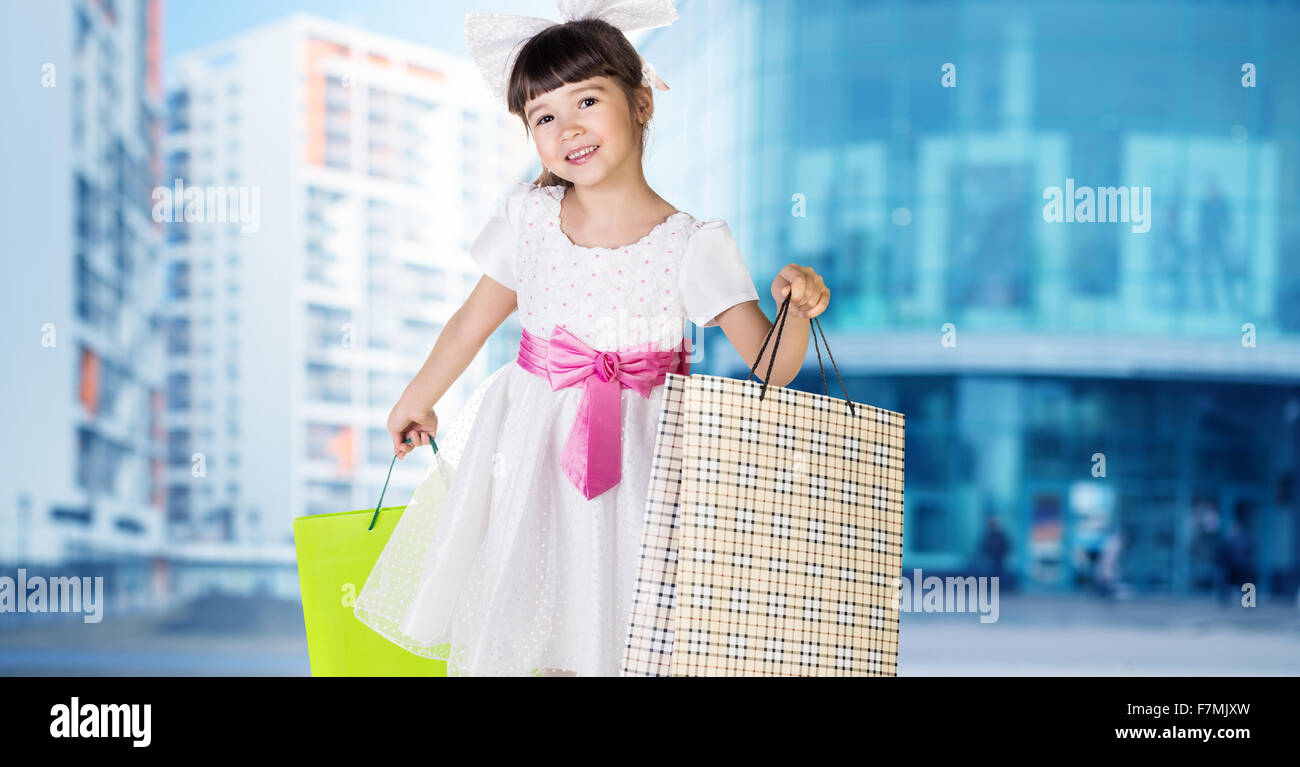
[535,97,598,126]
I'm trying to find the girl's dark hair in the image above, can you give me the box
[505,18,654,189]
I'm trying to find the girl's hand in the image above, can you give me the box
[771,263,830,319]
[387,397,439,460]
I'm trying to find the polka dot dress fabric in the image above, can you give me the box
[352,182,760,676]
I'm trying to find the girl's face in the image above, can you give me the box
[525,76,643,184]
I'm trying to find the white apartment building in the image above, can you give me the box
[163,13,537,556]
[0,0,168,574]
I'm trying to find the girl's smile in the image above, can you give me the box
[565,144,600,164]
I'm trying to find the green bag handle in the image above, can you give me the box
[369,436,438,532]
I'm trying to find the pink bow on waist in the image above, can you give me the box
[516,325,689,500]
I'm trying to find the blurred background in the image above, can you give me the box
[1,0,1297,675]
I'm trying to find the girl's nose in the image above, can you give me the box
[560,120,584,138]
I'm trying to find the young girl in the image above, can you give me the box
[353,1,829,677]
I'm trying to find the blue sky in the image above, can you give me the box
[164,0,563,65]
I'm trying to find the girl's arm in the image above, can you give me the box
[391,275,516,458]
[405,275,517,406]
[714,264,829,388]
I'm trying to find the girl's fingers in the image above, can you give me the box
[395,433,432,458]
[778,263,804,294]
[798,289,829,318]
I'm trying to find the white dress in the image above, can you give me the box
[353,181,761,676]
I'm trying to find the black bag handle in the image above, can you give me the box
[744,293,856,417]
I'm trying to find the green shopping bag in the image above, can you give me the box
[293,438,447,676]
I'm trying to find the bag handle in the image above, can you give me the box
[744,293,856,417]
[368,436,437,531]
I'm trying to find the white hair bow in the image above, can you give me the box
[465,0,679,108]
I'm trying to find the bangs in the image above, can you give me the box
[506,20,638,120]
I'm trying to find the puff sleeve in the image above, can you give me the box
[468,181,532,290]
[678,219,762,327]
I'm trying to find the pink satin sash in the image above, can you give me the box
[515,324,690,501]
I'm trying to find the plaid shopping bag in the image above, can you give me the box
[622,295,906,676]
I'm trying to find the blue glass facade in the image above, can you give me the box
[641,0,1300,594]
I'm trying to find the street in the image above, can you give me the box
[0,593,1296,676]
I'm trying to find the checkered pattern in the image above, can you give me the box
[621,373,905,676]
[620,372,688,677]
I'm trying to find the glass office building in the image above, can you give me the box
[640,0,1300,595]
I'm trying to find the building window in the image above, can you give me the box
[167,260,191,299]
[367,427,392,465]
[306,363,350,403]
[167,485,192,525]
[911,501,947,553]
[76,426,125,494]
[167,429,191,467]
[307,304,352,351]
[166,372,191,411]
[305,479,352,516]
[167,316,190,354]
